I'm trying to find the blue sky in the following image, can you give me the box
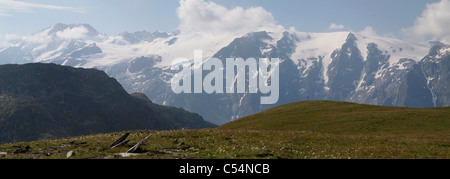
[0,0,446,40]
[215,0,439,35]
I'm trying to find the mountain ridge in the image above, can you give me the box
[0,23,449,125]
[0,63,214,144]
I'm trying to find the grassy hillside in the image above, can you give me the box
[219,101,450,134]
[0,101,448,159]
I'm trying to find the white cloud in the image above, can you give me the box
[329,23,345,30]
[0,0,85,16]
[1,26,89,46]
[56,26,89,40]
[176,0,284,37]
[402,0,450,43]
[4,33,21,41]
[0,31,51,48]
[23,31,51,45]
[359,26,377,35]
[161,0,287,66]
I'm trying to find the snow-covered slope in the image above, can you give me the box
[0,23,447,125]
[290,31,429,85]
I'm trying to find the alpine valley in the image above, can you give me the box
[0,23,449,125]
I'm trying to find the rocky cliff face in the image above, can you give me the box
[419,42,450,107]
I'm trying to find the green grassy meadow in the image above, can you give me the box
[0,101,448,159]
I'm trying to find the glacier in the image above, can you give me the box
[0,23,448,125]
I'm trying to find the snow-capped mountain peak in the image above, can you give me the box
[0,23,448,125]
[47,23,100,38]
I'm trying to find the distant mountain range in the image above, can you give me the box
[0,23,449,125]
[0,63,214,144]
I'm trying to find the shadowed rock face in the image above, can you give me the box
[326,33,364,100]
[418,43,450,107]
[0,63,214,144]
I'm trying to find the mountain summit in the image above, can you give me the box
[47,23,100,38]
[0,23,448,125]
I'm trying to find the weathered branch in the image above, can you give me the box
[127,134,152,153]
[110,132,130,148]
[111,139,130,149]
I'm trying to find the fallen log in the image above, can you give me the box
[111,139,130,149]
[110,132,130,148]
[127,134,152,153]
